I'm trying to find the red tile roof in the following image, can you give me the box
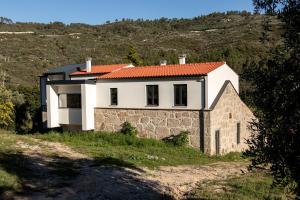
[70,64,129,76]
[98,62,225,79]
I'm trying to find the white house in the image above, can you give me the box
[40,56,254,155]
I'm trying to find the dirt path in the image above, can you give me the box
[5,138,248,200]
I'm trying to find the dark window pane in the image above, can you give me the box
[174,84,187,106]
[67,94,81,108]
[237,123,241,144]
[215,130,220,155]
[147,85,159,106]
[110,88,118,105]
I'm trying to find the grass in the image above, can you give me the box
[187,171,288,200]
[0,130,287,199]
[0,130,22,194]
[34,131,246,168]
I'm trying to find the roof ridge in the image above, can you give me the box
[122,61,226,69]
[97,61,226,79]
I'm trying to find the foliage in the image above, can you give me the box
[14,86,41,133]
[0,17,13,24]
[0,12,282,95]
[0,102,14,128]
[244,0,300,196]
[0,86,24,129]
[187,171,288,200]
[120,121,137,137]
[34,131,245,168]
[126,45,143,66]
[163,131,190,147]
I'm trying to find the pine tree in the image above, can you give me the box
[126,45,143,66]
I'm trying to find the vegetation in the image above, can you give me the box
[120,121,137,137]
[0,83,41,133]
[244,0,300,196]
[14,86,41,133]
[0,86,24,129]
[34,131,245,168]
[126,45,143,66]
[163,131,190,147]
[187,171,288,200]
[0,12,282,96]
[0,131,22,194]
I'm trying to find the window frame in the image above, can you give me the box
[215,130,221,155]
[237,122,241,144]
[174,84,188,106]
[110,88,118,106]
[146,85,159,106]
[58,93,82,109]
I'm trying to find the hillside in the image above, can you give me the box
[0,11,282,87]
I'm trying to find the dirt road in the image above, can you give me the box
[2,139,248,200]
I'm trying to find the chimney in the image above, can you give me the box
[86,57,92,72]
[179,54,187,65]
[160,59,167,66]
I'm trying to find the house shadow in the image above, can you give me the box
[0,152,174,200]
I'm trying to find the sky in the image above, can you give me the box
[0,0,254,25]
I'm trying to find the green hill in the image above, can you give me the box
[0,11,281,88]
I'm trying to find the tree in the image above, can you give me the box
[0,86,23,129]
[0,17,13,24]
[245,0,300,196]
[15,86,41,133]
[126,45,143,66]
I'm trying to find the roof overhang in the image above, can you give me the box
[46,80,96,85]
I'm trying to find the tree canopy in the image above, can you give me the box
[245,0,300,196]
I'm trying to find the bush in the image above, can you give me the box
[163,131,190,146]
[120,121,137,137]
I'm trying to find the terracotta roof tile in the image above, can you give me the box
[98,62,225,79]
[70,64,129,76]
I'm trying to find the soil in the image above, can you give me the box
[3,139,248,200]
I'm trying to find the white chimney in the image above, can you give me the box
[179,54,187,65]
[160,59,167,66]
[86,57,92,72]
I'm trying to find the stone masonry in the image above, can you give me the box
[95,109,201,147]
[207,82,255,155]
[94,82,255,155]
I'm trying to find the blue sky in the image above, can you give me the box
[0,0,254,25]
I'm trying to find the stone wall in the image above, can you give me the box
[94,108,201,147]
[208,82,255,155]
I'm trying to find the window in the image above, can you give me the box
[237,122,241,144]
[110,88,118,105]
[146,85,159,106]
[215,130,220,155]
[174,84,187,106]
[59,94,81,108]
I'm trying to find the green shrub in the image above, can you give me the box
[163,131,189,146]
[120,121,137,137]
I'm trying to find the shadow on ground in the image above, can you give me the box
[0,152,173,200]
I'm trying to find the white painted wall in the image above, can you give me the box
[207,64,239,108]
[81,84,96,130]
[46,85,59,128]
[47,84,83,128]
[70,75,99,80]
[57,85,81,94]
[59,108,82,125]
[96,78,205,110]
